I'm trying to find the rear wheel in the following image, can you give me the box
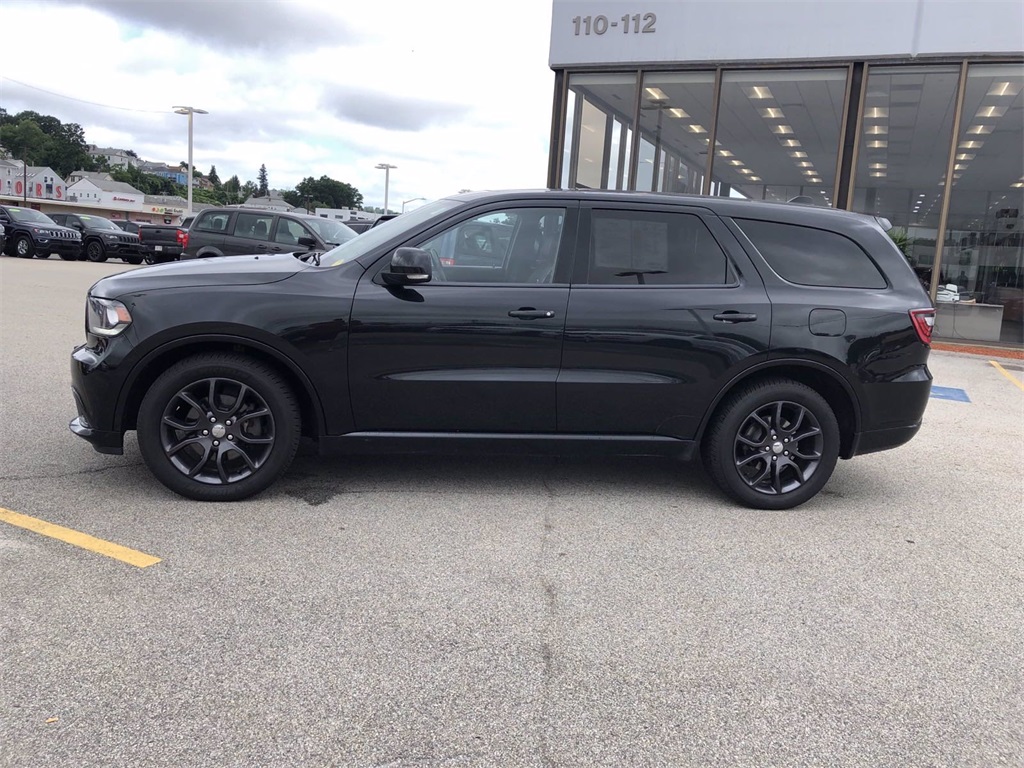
[15,235,35,258]
[704,378,840,510]
[137,353,301,501]
[59,252,78,261]
[85,240,108,263]
[125,255,144,265]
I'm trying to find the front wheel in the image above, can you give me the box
[15,235,35,258]
[704,378,840,510]
[124,255,144,265]
[85,240,108,263]
[137,354,301,501]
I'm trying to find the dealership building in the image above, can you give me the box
[547,0,1024,345]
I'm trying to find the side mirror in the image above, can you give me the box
[381,247,432,286]
[73,223,85,231]
[297,236,317,248]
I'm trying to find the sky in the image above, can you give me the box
[0,0,558,211]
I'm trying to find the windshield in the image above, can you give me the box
[78,215,121,231]
[7,207,56,224]
[321,199,461,266]
[302,217,358,244]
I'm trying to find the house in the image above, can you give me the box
[66,170,115,184]
[242,191,293,211]
[23,166,68,201]
[0,158,25,199]
[140,161,188,185]
[86,146,139,169]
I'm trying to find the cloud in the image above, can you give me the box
[319,86,470,132]
[44,0,355,52]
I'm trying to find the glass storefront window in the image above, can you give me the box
[635,72,716,194]
[711,69,848,206]
[941,64,1024,345]
[562,73,637,190]
[851,65,962,298]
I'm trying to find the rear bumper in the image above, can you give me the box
[849,422,921,457]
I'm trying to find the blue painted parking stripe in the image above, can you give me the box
[930,386,971,403]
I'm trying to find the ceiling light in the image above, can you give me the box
[870,171,886,177]
[728,159,744,166]
[956,153,975,161]
[771,125,794,135]
[1012,182,1024,188]
[666,108,689,118]
[644,87,668,100]
[959,140,983,149]
[745,86,773,99]
[867,140,888,148]
[976,105,1007,118]
[809,178,822,183]
[717,149,734,157]
[988,81,1022,96]
[869,163,886,169]
[954,163,968,170]
[780,139,801,147]
[686,124,707,133]
[739,168,755,175]
[865,107,889,118]
[789,151,808,158]
[749,176,761,182]
[759,107,785,119]
[866,126,888,134]
[797,161,814,168]
[967,125,993,134]
[802,169,817,176]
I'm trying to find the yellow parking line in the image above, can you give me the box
[989,360,1024,392]
[0,508,161,568]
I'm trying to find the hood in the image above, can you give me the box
[91,252,312,298]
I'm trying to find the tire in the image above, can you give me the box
[124,256,144,265]
[59,252,78,261]
[15,235,35,258]
[137,353,301,501]
[85,240,108,263]
[703,378,840,510]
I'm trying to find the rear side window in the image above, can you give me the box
[195,212,231,233]
[588,209,732,286]
[735,218,886,289]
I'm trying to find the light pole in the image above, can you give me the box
[173,106,208,216]
[401,197,426,213]
[375,163,397,215]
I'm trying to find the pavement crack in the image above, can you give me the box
[0,461,145,483]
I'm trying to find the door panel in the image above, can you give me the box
[559,205,771,438]
[348,203,578,433]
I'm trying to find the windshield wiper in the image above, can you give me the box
[297,250,322,266]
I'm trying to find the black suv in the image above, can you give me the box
[0,204,82,260]
[182,207,357,259]
[69,190,934,509]
[49,213,143,264]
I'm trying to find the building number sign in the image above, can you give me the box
[572,12,657,36]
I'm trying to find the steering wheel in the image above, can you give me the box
[428,249,447,282]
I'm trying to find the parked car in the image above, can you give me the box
[345,221,373,234]
[182,207,357,259]
[0,205,82,260]
[69,190,935,508]
[49,213,143,264]
[111,220,188,264]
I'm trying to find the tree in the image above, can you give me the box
[257,164,269,197]
[282,175,363,210]
[207,165,221,188]
[241,180,258,200]
[0,110,97,177]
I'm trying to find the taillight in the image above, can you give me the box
[440,257,455,267]
[909,308,935,345]
[177,229,188,248]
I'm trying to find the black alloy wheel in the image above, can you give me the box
[15,235,35,258]
[85,240,108,263]
[125,255,144,265]
[704,378,839,510]
[138,354,300,501]
[59,252,78,261]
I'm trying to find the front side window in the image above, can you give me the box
[735,218,887,289]
[587,209,732,286]
[234,213,274,241]
[275,218,313,246]
[419,208,566,283]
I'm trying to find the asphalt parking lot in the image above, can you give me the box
[1,256,1022,767]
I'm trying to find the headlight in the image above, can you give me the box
[105,234,119,241]
[86,296,132,337]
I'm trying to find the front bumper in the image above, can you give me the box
[38,238,82,257]
[69,344,127,455]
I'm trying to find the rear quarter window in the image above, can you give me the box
[735,218,887,289]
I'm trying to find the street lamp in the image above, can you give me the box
[401,197,426,213]
[375,163,397,216]
[173,106,208,216]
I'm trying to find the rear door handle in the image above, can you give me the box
[713,312,758,323]
[509,309,555,319]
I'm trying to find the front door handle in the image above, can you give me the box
[713,312,758,323]
[509,308,555,319]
